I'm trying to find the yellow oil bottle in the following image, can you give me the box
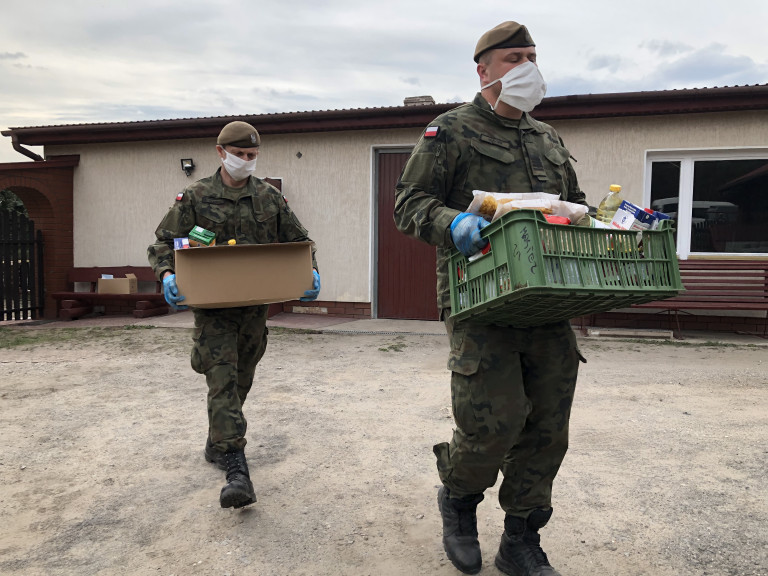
[596,184,624,224]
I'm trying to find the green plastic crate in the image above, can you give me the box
[449,210,683,326]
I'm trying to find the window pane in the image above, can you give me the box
[649,161,681,244]
[692,159,768,253]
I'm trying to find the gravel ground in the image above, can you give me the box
[0,325,766,576]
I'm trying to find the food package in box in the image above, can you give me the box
[174,237,190,250]
[188,226,216,247]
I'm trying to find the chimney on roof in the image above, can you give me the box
[403,95,436,106]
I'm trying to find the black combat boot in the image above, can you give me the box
[437,486,484,574]
[494,508,561,576]
[204,437,227,470]
[219,450,257,509]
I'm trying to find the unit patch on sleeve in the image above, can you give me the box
[424,126,439,138]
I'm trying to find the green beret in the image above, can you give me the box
[217,121,261,148]
[474,21,535,63]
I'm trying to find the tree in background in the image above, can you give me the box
[0,189,28,217]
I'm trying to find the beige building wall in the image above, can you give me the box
[255,129,420,303]
[46,109,767,305]
[47,128,422,303]
[550,110,768,207]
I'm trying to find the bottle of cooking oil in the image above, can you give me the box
[596,184,624,224]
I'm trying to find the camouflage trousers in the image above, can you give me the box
[436,311,584,516]
[191,305,269,452]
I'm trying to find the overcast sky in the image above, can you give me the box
[2,0,767,162]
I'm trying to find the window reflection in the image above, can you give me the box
[650,158,768,254]
[649,161,680,245]
[694,160,768,253]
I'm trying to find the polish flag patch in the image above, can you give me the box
[424,126,439,138]
[175,192,184,201]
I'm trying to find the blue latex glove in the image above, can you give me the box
[450,212,490,257]
[162,274,188,311]
[300,269,321,302]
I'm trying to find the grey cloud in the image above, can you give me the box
[650,43,765,86]
[641,39,691,55]
[246,87,323,113]
[546,76,627,97]
[588,55,622,73]
[0,98,210,128]
[49,103,208,124]
[549,42,768,96]
[4,0,766,135]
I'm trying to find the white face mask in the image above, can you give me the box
[221,150,257,181]
[481,61,547,113]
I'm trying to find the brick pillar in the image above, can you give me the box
[0,157,78,319]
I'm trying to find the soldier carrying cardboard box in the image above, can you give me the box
[148,121,320,509]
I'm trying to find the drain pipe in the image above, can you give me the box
[9,134,44,161]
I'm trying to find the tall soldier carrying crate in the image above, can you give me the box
[394,21,589,576]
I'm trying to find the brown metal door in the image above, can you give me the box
[376,150,438,320]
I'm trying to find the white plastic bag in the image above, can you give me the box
[467,190,588,224]
[467,190,561,221]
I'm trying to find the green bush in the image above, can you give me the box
[0,189,28,216]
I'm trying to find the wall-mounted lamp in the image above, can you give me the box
[180,158,195,176]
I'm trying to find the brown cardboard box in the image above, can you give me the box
[174,242,314,308]
[97,273,138,294]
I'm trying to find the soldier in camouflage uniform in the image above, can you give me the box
[148,121,320,509]
[394,22,587,576]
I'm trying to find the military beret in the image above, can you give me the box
[217,121,261,148]
[474,21,535,63]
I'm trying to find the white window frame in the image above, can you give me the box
[644,147,768,259]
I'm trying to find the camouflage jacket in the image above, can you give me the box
[393,92,587,310]
[148,168,317,281]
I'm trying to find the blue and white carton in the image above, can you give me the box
[611,200,663,230]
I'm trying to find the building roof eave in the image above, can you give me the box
[535,84,768,120]
[3,84,768,147]
[1,104,459,146]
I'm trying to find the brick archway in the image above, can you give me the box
[0,156,79,318]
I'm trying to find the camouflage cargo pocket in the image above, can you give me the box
[191,323,236,374]
[544,143,571,166]
[441,308,479,374]
[244,198,280,241]
[444,313,481,375]
[196,197,228,234]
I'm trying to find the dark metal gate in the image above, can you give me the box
[1,211,44,321]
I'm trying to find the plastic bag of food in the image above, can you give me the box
[467,190,561,221]
[550,199,589,224]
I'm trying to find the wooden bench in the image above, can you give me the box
[51,266,169,320]
[631,259,768,336]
